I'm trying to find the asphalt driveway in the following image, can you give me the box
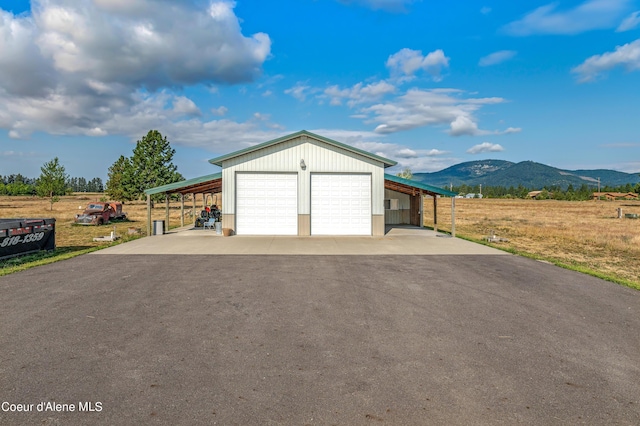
[1,253,639,425]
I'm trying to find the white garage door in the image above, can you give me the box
[236,173,298,235]
[311,174,371,235]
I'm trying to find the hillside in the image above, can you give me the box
[412,160,640,190]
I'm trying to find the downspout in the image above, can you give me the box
[192,193,196,226]
[419,190,424,228]
[165,194,170,232]
[451,196,456,237]
[180,194,184,227]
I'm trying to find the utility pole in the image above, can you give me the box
[479,184,482,197]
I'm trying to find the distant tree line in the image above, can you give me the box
[1,130,183,208]
[452,182,640,200]
[0,173,103,196]
[67,177,104,192]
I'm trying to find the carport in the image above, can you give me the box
[384,174,458,236]
[143,173,221,236]
[144,171,457,237]
[143,131,458,237]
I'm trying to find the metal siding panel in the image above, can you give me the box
[222,137,385,218]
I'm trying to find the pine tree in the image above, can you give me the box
[106,130,183,202]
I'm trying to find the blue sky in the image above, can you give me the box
[1,0,639,182]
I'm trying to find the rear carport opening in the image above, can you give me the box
[383,174,457,237]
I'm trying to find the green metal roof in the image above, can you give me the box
[209,130,397,168]
[384,174,458,197]
[144,172,222,195]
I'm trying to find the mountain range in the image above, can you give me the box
[412,160,640,190]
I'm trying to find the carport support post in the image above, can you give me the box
[146,194,151,236]
[165,194,170,232]
[451,197,456,237]
[433,195,438,233]
[419,190,424,228]
[192,194,196,225]
[180,194,184,227]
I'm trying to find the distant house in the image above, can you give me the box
[528,191,543,199]
[592,192,639,200]
[527,190,552,199]
[464,193,483,199]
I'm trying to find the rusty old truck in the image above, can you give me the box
[74,202,127,225]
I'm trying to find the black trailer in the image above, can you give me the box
[0,218,56,260]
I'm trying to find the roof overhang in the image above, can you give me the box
[384,174,457,197]
[144,173,222,196]
[209,130,397,168]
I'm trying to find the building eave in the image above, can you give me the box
[208,130,397,168]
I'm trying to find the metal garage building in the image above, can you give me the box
[210,130,394,236]
[145,130,457,236]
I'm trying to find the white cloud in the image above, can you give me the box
[324,81,396,107]
[387,154,459,173]
[34,0,270,87]
[172,97,201,116]
[348,139,454,172]
[286,51,518,140]
[617,10,640,31]
[337,0,416,12]
[450,116,480,136]
[479,50,517,67]
[211,106,228,116]
[502,127,522,134]
[466,142,505,154]
[306,128,380,148]
[0,0,270,140]
[396,148,417,158]
[358,88,510,136]
[284,83,314,101]
[572,39,640,82]
[503,0,631,36]
[481,6,492,15]
[386,48,450,81]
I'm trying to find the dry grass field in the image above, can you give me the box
[1,194,639,289]
[426,198,640,288]
[0,194,193,251]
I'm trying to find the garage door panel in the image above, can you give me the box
[311,174,371,235]
[237,173,297,235]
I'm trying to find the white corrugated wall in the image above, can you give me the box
[222,135,385,215]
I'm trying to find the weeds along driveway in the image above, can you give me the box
[1,254,639,425]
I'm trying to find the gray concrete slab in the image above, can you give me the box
[0,254,638,425]
[94,225,508,255]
